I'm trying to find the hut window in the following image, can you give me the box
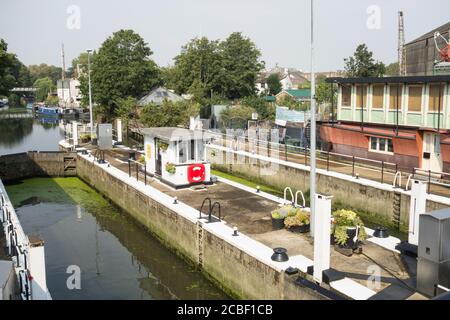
[178,141,187,163]
[408,85,423,112]
[372,84,384,109]
[190,140,195,161]
[355,85,368,109]
[341,85,352,107]
[389,84,401,110]
[428,83,445,112]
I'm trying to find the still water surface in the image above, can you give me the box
[1,114,228,299]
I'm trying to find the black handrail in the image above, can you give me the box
[199,197,212,219]
[211,201,221,221]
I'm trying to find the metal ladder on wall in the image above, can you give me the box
[196,197,222,269]
[283,187,306,208]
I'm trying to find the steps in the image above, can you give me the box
[392,192,401,229]
[197,222,204,268]
[63,155,76,176]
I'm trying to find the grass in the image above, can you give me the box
[211,169,284,198]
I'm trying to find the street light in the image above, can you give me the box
[87,49,94,141]
[310,0,317,235]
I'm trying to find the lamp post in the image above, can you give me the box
[87,49,94,140]
[309,0,317,235]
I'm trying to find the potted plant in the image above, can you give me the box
[284,209,310,233]
[158,141,169,152]
[138,155,146,164]
[270,205,292,230]
[332,209,367,251]
[80,133,91,143]
[165,162,176,174]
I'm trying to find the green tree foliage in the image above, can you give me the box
[315,75,337,105]
[344,44,386,77]
[68,52,89,78]
[7,93,21,107]
[240,96,275,120]
[266,73,282,95]
[278,95,308,111]
[33,77,55,102]
[28,63,63,84]
[140,100,200,128]
[219,32,264,99]
[87,29,161,120]
[45,95,60,106]
[385,62,399,76]
[220,105,255,123]
[116,96,139,128]
[168,37,224,101]
[166,33,264,101]
[0,39,32,95]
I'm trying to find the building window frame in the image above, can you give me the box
[368,136,394,154]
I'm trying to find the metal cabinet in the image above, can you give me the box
[417,208,450,297]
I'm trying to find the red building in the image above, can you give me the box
[321,76,450,173]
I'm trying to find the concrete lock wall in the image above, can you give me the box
[208,149,447,232]
[0,152,76,182]
[76,155,325,300]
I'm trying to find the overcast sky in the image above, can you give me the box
[1,0,449,72]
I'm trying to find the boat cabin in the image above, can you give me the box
[141,127,212,188]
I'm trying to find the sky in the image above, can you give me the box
[1,0,449,72]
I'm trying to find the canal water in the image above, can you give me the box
[0,114,63,155]
[1,114,228,299]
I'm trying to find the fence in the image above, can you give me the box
[205,129,450,198]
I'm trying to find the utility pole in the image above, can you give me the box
[61,43,66,108]
[309,0,317,235]
[87,49,94,140]
[398,11,406,76]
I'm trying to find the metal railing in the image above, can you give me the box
[1,180,32,300]
[205,129,450,197]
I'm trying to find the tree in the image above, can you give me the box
[28,63,63,84]
[315,75,337,105]
[86,29,161,120]
[116,96,139,128]
[278,95,308,111]
[344,44,385,77]
[385,62,399,76]
[140,100,200,128]
[68,52,89,78]
[219,32,264,99]
[45,95,59,106]
[240,96,275,120]
[33,77,55,102]
[169,37,224,100]
[0,39,32,96]
[266,73,282,95]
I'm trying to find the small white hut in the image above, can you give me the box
[141,127,212,188]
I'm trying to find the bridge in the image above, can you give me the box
[10,88,37,93]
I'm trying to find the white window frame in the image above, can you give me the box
[368,136,394,155]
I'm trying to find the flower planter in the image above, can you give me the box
[333,227,359,250]
[271,218,285,230]
[287,224,310,234]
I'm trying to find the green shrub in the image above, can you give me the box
[332,209,367,245]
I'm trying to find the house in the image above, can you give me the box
[321,75,450,173]
[276,89,311,104]
[57,78,82,107]
[141,127,212,188]
[256,67,309,94]
[137,87,184,107]
[405,22,450,76]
